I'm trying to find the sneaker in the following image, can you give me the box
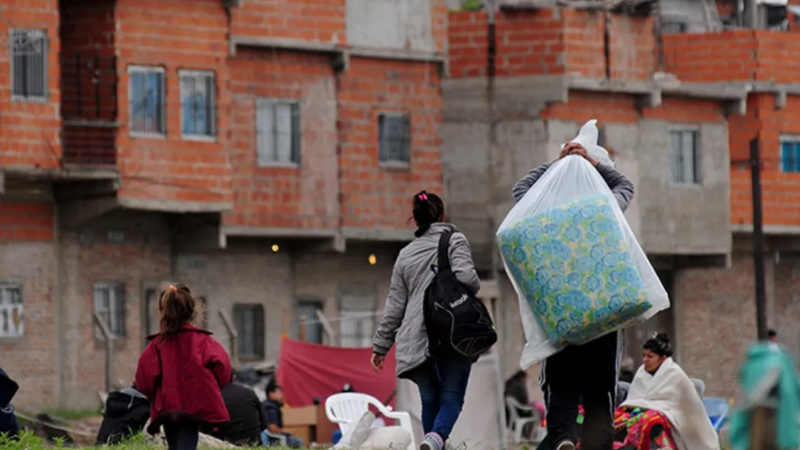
[420,432,444,450]
[555,441,576,450]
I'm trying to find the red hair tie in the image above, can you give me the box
[419,193,428,201]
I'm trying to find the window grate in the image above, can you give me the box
[94,282,126,338]
[780,139,800,173]
[256,100,301,166]
[233,304,265,359]
[0,285,23,338]
[129,66,165,136]
[296,301,323,344]
[10,28,48,102]
[378,113,411,164]
[180,71,216,138]
[339,294,375,348]
[669,129,700,184]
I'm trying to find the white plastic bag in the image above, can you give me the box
[496,120,670,369]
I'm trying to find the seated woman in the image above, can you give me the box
[615,333,719,450]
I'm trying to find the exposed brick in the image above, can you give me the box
[0,202,54,242]
[230,0,346,45]
[0,0,62,170]
[337,57,443,229]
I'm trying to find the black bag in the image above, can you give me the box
[423,229,497,360]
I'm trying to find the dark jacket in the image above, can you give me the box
[135,325,232,434]
[512,162,635,212]
[262,398,284,429]
[96,388,150,445]
[0,366,19,438]
[207,383,269,447]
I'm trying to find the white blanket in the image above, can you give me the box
[621,358,719,450]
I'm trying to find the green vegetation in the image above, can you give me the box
[0,432,298,449]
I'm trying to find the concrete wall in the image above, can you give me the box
[660,0,712,33]
[347,0,435,51]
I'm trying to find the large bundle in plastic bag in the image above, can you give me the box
[497,120,669,369]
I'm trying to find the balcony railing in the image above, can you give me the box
[61,54,119,167]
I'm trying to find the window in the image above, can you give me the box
[661,20,687,35]
[233,304,265,359]
[296,300,324,344]
[669,128,700,184]
[180,70,216,138]
[0,284,23,338]
[256,99,300,166]
[339,294,375,348]
[780,137,800,173]
[129,66,166,136]
[10,29,48,102]
[94,282,125,338]
[378,112,411,165]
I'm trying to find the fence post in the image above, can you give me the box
[93,313,114,394]
[219,310,239,370]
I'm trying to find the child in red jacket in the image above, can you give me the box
[135,284,232,450]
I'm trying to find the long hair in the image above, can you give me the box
[158,283,198,342]
[412,190,445,237]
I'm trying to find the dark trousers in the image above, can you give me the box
[164,422,200,450]
[540,331,621,450]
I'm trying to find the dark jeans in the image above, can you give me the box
[541,331,621,450]
[406,357,472,442]
[163,422,200,450]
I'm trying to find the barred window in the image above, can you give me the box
[129,66,165,136]
[180,70,216,138]
[94,282,126,338]
[296,300,323,344]
[780,137,800,173]
[10,29,48,102]
[669,128,700,184]
[234,304,265,359]
[378,113,411,165]
[0,284,23,338]
[256,99,301,166]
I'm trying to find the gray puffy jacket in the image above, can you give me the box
[372,223,480,377]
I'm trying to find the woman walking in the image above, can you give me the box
[372,191,481,450]
[135,284,232,450]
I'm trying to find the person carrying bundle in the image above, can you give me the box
[509,121,636,450]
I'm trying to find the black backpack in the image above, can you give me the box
[423,229,498,360]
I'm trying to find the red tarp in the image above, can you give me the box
[277,339,397,408]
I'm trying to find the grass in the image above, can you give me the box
[0,432,299,449]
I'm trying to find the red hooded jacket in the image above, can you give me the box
[135,325,232,434]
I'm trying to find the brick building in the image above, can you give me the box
[441,2,800,399]
[0,0,447,410]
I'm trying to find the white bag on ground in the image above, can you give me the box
[496,120,670,369]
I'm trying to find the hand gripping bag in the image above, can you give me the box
[496,120,670,369]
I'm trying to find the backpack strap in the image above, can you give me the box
[437,229,454,272]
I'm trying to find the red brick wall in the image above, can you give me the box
[0,0,62,170]
[114,0,232,207]
[0,202,54,241]
[338,57,442,229]
[608,14,654,81]
[542,91,639,124]
[755,31,800,83]
[448,11,488,79]
[563,9,604,79]
[231,0,346,44]
[731,94,800,226]
[662,31,757,83]
[432,0,449,54]
[225,49,339,230]
[496,9,566,77]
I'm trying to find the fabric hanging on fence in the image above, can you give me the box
[277,339,397,407]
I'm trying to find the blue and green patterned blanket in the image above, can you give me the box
[498,195,652,346]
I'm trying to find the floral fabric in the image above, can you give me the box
[614,408,679,450]
[498,194,652,346]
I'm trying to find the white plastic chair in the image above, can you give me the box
[325,393,416,450]
[505,396,542,444]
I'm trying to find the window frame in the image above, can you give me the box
[255,98,302,168]
[93,281,126,339]
[0,282,24,339]
[668,126,701,186]
[377,111,412,167]
[179,69,217,141]
[296,299,324,345]
[338,290,377,348]
[9,28,49,103]
[780,135,800,173]
[128,65,167,138]
[233,303,265,360]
